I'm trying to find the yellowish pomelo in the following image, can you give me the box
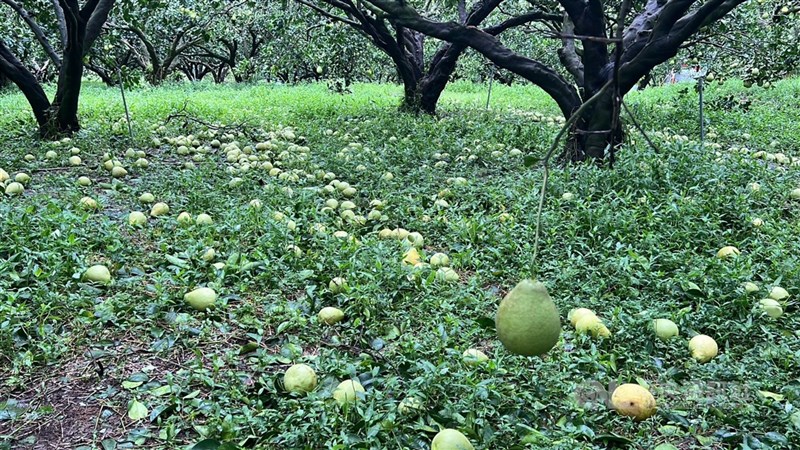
[430,252,450,268]
[495,280,561,356]
[575,315,611,338]
[769,286,789,300]
[139,192,155,203]
[177,212,192,224]
[397,396,423,415]
[689,334,718,363]
[79,196,99,210]
[744,282,759,293]
[716,246,740,258]
[4,182,24,195]
[195,213,213,225]
[568,308,597,327]
[111,166,128,178]
[406,232,424,248]
[329,277,348,294]
[611,384,657,420]
[435,267,459,283]
[14,173,30,184]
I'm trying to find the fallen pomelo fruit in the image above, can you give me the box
[329,277,348,294]
[406,232,424,248]
[318,306,344,325]
[575,315,611,338]
[150,202,169,217]
[716,246,740,258]
[431,429,474,450]
[111,166,128,178]
[184,287,217,311]
[769,286,789,300]
[4,182,24,195]
[177,212,192,224]
[744,282,759,293]
[430,252,450,268]
[652,319,679,341]
[333,379,365,406]
[611,384,657,420]
[495,280,561,356]
[77,176,92,186]
[759,298,783,318]
[402,248,421,266]
[128,211,147,226]
[196,213,213,225]
[568,308,597,327]
[284,364,317,393]
[435,267,459,283]
[83,265,111,283]
[462,348,489,366]
[689,334,718,363]
[397,396,423,415]
[79,196,99,210]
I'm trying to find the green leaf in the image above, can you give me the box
[165,255,190,268]
[523,155,540,167]
[150,385,172,397]
[127,399,148,421]
[122,380,144,390]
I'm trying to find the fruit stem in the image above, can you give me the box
[531,80,615,275]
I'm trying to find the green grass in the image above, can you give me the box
[1,78,799,450]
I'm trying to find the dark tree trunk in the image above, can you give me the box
[44,29,85,137]
[0,71,7,89]
[0,39,52,126]
[568,88,623,162]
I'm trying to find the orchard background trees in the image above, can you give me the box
[0,0,114,135]
[0,0,798,139]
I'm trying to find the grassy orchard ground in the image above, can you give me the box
[0,78,799,449]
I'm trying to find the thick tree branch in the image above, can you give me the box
[51,0,68,47]
[1,0,62,66]
[364,0,581,117]
[83,0,115,51]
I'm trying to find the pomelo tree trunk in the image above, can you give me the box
[363,0,749,163]
[0,0,115,137]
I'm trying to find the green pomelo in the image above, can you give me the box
[333,379,365,406]
[495,279,561,356]
[318,306,345,325]
[128,211,147,226]
[284,364,317,393]
[759,298,783,318]
[461,348,489,366]
[769,286,789,300]
[184,287,217,311]
[431,429,475,450]
[84,265,111,283]
[652,319,679,341]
